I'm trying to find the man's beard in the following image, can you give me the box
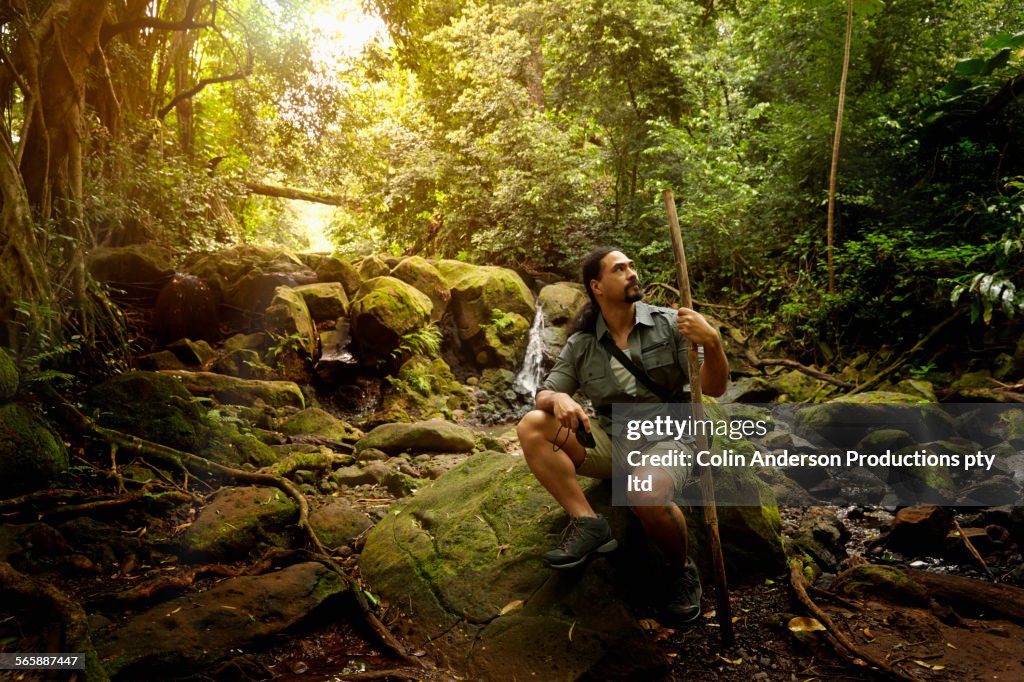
[625,281,644,303]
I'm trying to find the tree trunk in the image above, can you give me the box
[826,0,853,294]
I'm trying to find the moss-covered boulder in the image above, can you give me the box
[538,282,587,363]
[185,245,316,326]
[300,252,362,298]
[360,451,785,680]
[833,565,929,606]
[357,419,476,455]
[0,348,18,401]
[166,338,217,366]
[84,371,205,452]
[391,256,451,323]
[278,407,348,441]
[349,277,433,364]
[309,499,373,549]
[379,356,471,421]
[179,486,297,559]
[356,254,391,280]
[162,370,305,408]
[96,562,346,677]
[794,391,957,449]
[264,286,318,357]
[292,282,349,322]
[86,243,174,301]
[0,403,69,496]
[436,260,534,369]
[211,348,271,380]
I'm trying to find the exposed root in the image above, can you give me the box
[789,559,919,682]
[0,561,108,682]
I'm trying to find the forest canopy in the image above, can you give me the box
[0,0,1023,367]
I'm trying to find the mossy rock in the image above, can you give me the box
[223,332,270,354]
[436,261,533,354]
[200,420,278,468]
[391,256,451,323]
[794,391,957,449]
[300,252,362,298]
[357,419,476,455]
[211,348,272,380]
[278,407,348,440]
[0,403,69,496]
[480,311,531,370]
[264,286,317,357]
[894,379,937,402]
[310,499,373,549]
[162,370,305,408]
[179,486,297,559]
[136,350,188,371]
[771,369,831,403]
[833,565,929,606]
[84,371,205,452]
[0,347,19,401]
[356,254,392,280]
[292,282,349,322]
[86,243,174,290]
[349,277,433,364]
[381,355,470,420]
[537,281,586,325]
[166,338,217,366]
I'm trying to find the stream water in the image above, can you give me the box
[513,302,546,398]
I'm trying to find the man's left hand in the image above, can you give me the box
[676,307,720,347]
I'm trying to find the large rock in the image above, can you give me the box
[185,246,316,326]
[299,252,361,298]
[0,348,18,401]
[179,486,297,559]
[278,407,348,441]
[356,419,476,454]
[292,282,349,322]
[793,391,957,449]
[537,282,587,364]
[356,254,391,280]
[349,277,433,364]
[391,256,451,323]
[264,286,317,357]
[0,403,69,496]
[84,371,206,453]
[86,243,174,301]
[436,260,534,369]
[162,370,305,408]
[360,451,785,680]
[153,273,220,344]
[378,355,471,421]
[96,561,346,676]
[309,499,373,549]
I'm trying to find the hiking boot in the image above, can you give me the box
[543,515,618,569]
[665,558,702,624]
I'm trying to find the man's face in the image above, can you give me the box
[594,251,644,303]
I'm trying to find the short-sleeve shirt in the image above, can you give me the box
[540,301,701,430]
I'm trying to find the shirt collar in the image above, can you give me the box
[596,301,655,339]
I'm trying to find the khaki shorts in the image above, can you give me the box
[576,421,691,495]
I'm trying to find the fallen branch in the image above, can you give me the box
[908,569,1024,624]
[849,312,962,395]
[789,559,919,682]
[337,669,423,681]
[0,561,108,682]
[243,180,361,210]
[755,358,854,389]
[952,519,994,579]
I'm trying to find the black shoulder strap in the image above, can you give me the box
[598,336,674,402]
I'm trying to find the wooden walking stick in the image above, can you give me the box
[663,188,734,646]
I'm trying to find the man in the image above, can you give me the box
[517,247,728,624]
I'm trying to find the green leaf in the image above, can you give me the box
[983,33,1024,50]
[954,58,987,76]
[981,48,1011,76]
[852,0,885,18]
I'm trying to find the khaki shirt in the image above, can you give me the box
[541,301,700,430]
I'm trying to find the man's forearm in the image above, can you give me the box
[535,389,560,412]
[699,338,729,397]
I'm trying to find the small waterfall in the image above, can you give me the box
[513,302,547,397]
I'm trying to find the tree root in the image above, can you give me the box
[49,389,428,671]
[788,559,919,682]
[754,357,854,388]
[0,561,108,682]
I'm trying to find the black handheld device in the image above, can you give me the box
[576,422,596,448]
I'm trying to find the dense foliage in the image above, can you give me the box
[0,0,1022,369]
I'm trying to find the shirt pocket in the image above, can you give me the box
[641,339,676,370]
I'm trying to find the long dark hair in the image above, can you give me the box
[569,247,617,334]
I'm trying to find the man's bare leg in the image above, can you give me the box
[517,409,596,518]
[628,467,689,567]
